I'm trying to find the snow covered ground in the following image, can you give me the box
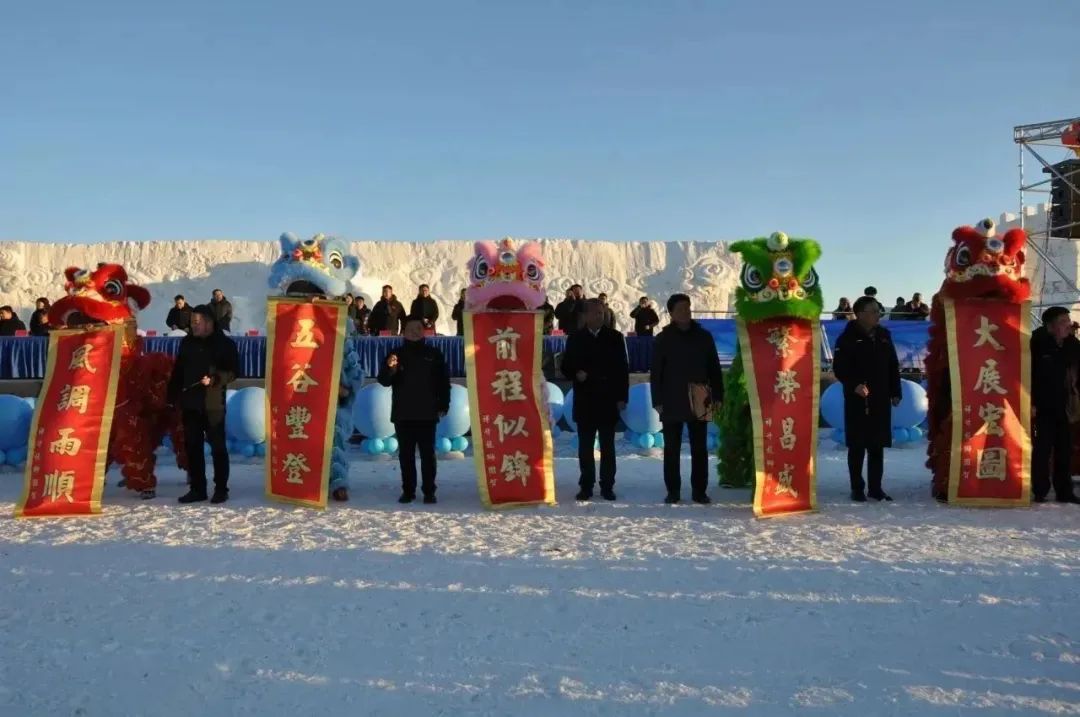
[1,441,1078,716]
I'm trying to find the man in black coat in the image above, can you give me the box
[348,295,371,335]
[555,285,586,333]
[538,299,556,335]
[210,289,233,333]
[630,296,660,336]
[1030,306,1080,503]
[561,299,630,501]
[168,305,239,504]
[451,289,466,336]
[649,294,724,504]
[378,316,451,504]
[369,285,405,336]
[0,306,26,336]
[166,295,192,333]
[832,295,902,502]
[409,284,440,331]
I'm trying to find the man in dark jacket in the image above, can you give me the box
[538,298,556,335]
[29,298,50,336]
[630,296,660,336]
[832,296,902,502]
[561,299,630,501]
[166,295,192,333]
[451,289,466,336]
[555,285,586,333]
[0,306,26,336]
[409,284,440,331]
[369,285,405,336]
[210,289,233,333]
[903,292,930,321]
[649,294,724,504]
[345,294,371,335]
[888,297,908,320]
[168,305,239,504]
[378,316,451,504]
[597,293,617,330]
[1031,306,1080,503]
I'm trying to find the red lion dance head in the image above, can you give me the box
[48,264,151,327]
[938,218,1030,302]
[48,264,151,355]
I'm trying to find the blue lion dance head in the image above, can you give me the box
[268,232,360,297]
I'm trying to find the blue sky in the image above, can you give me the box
[2,0,1078,307]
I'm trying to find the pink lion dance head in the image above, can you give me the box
[464,238,546,311]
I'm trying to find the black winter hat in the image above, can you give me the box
[191,304,216,324]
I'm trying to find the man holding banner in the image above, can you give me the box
[379,316,451,504]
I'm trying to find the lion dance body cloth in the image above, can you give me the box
[925,219,1032,506]
[717,232,823,517]
[463,238,555,508]
[46,264,188,498]
[266,233,364,504]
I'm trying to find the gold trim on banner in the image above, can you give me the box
[264,296,347,510]
[15,325,122,519]
[807,318,821,514]
[531,311,556,506]
[91,325,124,514]
[463,312,492,508]
[263,297,279,504]
[944,297,964,505]
[739,319,769,518]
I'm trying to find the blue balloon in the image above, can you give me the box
[383,436,399,453]
[437,437,452,454]
[368,437,386,454]
[891,379,929,429]
[241,442,255,458]
[832,427,846,444]
[254,442,266,457]
[0,395,33,451]
[451,436,468,452]
[545,382,565,425]
[636,432,655,449]
[907,426,923,442]
[620,383,661,435]
[652,431,665,448]
[563,389,577,432]
[225,388,266,443]
[436,384,471,439]
[6,446,26,464]
[707,421,719,436]
[22,396,36,411]
[892,427,911,444]
[706,434,718,451]
[352,383,394,439]
[203,443,212,456]
[820,382,845,429]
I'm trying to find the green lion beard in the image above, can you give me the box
[716,232,824,489]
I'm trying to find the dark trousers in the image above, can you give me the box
[396,420,437,497]
[847,445,884,495]
[576,420,617,492]
[1033,415,1075,500]
[183,409,229,493]
[662,420,709,497]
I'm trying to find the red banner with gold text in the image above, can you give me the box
[265,297,347,509]
[15,325,123,518]
[464,311,555,508]
[738,317,820,518]
[944,298,1031,506]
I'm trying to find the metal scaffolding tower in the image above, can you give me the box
[1014,117,1080,305]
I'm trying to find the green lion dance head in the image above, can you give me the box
[729,231,823,321]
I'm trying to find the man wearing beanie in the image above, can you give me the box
[649,293,724,504]
[168,304,239,504]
